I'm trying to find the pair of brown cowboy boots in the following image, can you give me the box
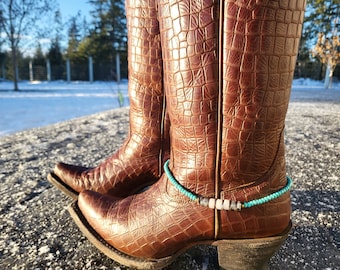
[48,0,305,269]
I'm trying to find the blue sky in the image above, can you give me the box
[58,0,91,20]
[1,1,92,53]
[54,0,92,50]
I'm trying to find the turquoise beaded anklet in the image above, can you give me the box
[164,160,292,211]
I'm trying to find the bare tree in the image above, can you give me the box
[0,0,55,90]
[311,16,340,89]
[312,32,340,89]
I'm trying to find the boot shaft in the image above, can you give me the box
[159,0,219,196]
[158,0,305,240]
[159,0,305,195]
[220,0,305,190]
[125,0,170,172]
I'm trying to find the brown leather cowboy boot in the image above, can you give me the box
[68,0,305,268]
[47,0,169,199]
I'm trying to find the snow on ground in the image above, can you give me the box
[0,79,339,137]
[0,80,129,136]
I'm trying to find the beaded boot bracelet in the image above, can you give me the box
[164,160,292,211]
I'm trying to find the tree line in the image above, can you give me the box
[0,0,127,90]
[0,0,339,91]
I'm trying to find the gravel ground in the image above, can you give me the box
[0,88,339,269]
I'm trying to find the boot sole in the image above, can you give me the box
[47,172,79,200]
[68,201,292,269]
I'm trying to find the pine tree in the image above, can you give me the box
[47,40,63,66]
[66,16,81,62]
[304,0,339,37]
[33,43,45,65]
[87,0,127,62]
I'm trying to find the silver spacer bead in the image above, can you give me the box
[199,197,209,207]
[230,201,238,211]
[237,201,242,211]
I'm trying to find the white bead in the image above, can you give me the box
[208,198,216,209]
[237,201,242,211]
[215,199,223,210]
[231,201,237,211]
[223,200,230,210]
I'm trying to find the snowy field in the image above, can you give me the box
[0,78,339,137]
[0,80,129,136]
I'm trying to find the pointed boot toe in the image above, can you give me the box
[69,179,209,270]
[68,191,175,270]
[48,162,90,199]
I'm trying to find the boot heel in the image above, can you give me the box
[214,223,291,270]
